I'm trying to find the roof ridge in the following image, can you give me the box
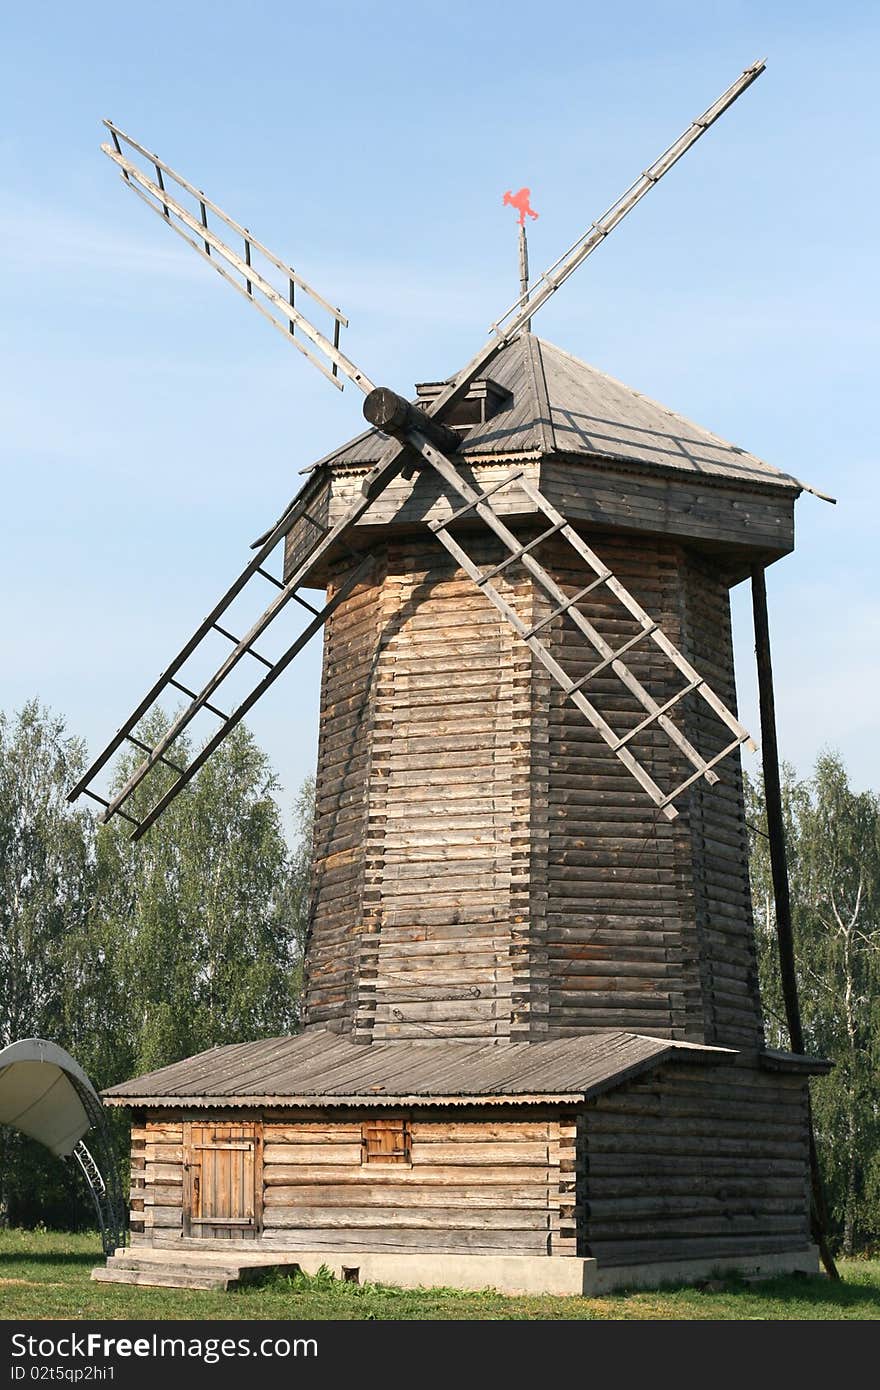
[523,333,556,455]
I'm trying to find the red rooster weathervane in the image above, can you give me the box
[503,187,539,226]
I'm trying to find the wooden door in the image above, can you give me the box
[183,1121,262,1240]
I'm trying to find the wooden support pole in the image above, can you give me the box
[751,564,839,1279]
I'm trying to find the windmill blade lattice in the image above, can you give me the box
[68,449,409,839]
[102,122,371,392]
[417,447,755,820]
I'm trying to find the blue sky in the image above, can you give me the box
[2,1,878,832]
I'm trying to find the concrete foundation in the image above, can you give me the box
[166,1243,820,1296]
[120,1245,823,1295]
[590,1246,821,1294]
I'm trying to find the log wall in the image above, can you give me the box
[540,457,795,562]
[302,522,765,1047]
[130,1108,574,1257]
[128,1113,183,1245]
[357,537,533,1042]
[682,554,763,1048]
[283,458,795,588]
[305,561,385,1028]
[580,1063,812,1265]
[129,1072,812,1267]
[541,535,702,1041]
[540,535,763,1047]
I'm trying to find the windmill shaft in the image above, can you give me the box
[363,388,461,453]
[751,566,802,1053]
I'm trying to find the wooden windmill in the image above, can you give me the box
[77,62,833,1294]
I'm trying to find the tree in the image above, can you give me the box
[0,702,96,1225]
[747,753,880,1253]
[94,711,302,1076]
[1,699,311,1230]
[281,774,314,1024]
[0,702,93,1049]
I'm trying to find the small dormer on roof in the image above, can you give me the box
[413,376,512,429]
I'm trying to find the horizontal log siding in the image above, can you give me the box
[540,458,795,557]
[131,1108,570,1256]
[682,555,763,1048]
[363,538,529,1041]
[258,1109,570,1255]
[543,535,704,1041]
[129,1115,184,1246]
[301,518,764,1045]
[304,559,384,1029]
[581,1063,812,1264]
[325,462,540,542]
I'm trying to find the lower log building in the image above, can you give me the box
[103,1031,826,1292]
[100,337,829,1293]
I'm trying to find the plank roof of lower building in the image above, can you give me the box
[102,1028,738,1108]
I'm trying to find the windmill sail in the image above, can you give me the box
[410,60,766,426]
[102,122,373,392]
[68,449,406,838]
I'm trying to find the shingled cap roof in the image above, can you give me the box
[102,1028,735,1108]
[308,334,803,494]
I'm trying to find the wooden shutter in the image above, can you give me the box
[362,1116,411,1165]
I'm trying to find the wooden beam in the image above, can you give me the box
[750,563,839,1280]
[363,388,461,454]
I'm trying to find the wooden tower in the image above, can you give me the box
[297,335,782,1052]
[79,67,832,1292]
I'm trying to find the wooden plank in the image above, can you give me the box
[257,1225,550,1253]
[263,1185,550,1208]
[263,1143,363,1166]
[263,1206,549,1231]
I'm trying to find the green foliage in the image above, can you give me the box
[746,752,880,1254]
[92,709,303,1074]
[0,703,97,1228]
[0,701,92,1050]
[0,700,312,1230]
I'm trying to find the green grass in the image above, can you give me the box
[1,1230,878,1320]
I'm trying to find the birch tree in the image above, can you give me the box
[747,753,880,1252]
